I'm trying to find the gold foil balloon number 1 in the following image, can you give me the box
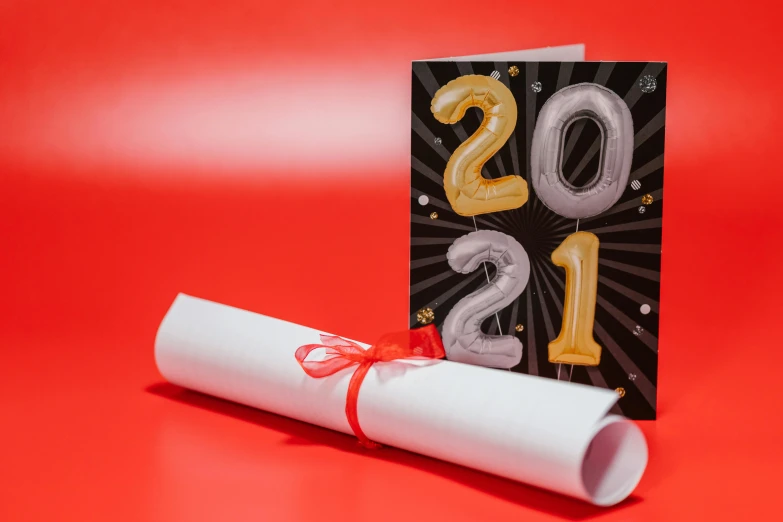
[548,232,602,366]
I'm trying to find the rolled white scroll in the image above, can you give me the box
[155,294,647,506]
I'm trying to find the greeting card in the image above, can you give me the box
[409,46,666,419]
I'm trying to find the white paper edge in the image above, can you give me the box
[417,44,585,62]
[580,414,648,505]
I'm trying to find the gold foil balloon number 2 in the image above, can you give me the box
[434,77,633,369]
[431,75,529,217]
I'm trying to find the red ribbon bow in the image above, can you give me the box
[295,324,445,449]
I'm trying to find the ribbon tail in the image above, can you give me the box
[345,361,381,449]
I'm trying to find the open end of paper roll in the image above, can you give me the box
[580,415,648,506]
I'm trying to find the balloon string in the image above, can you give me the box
[564,219,580,382]
[558,364,575,382]
[473,215,510,371]
[472,216,503,336]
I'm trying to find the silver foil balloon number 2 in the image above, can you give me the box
[442,230,530,369]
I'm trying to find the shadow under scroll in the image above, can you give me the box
[146,381,642,520]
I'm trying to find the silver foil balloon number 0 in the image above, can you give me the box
[442,230,530,369]
[530,83,634,219]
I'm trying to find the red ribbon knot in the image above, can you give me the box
[295,324,445,449]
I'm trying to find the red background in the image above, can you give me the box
[1,1,780,520]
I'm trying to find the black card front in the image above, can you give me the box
[409,61,666,420]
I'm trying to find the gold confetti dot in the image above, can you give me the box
[615,387,626,398]
[641,194,653,205]
[430,212,438,219]
[515,324,524,332]
[508,65,520,77]
[416,307,435,325]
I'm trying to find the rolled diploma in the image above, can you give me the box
[155,294,647,506]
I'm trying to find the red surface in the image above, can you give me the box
[1,1,781,520]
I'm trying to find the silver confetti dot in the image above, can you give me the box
[531,81,542,93]
[640,304,651,315]
[490,70,501,80]
[639,75,657,93]
[628,373,637,381]
[631,179,641,190]
[638,206,646,214]
[417,195,429,206]
[633,325,644,336]
[434,137,442,145]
